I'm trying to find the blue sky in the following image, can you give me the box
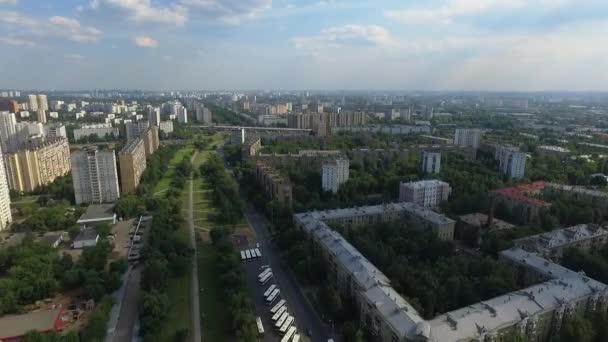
[2,0,608,90]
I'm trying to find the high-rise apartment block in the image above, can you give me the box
[141,127,159,157]
[421,151,441,174]
[322,158,350,193]
[118,138,147,194]
[454,128,482,149]
[0,145,12,230]
[159,120,173,135]
[0,100,19,113]
[44,124,67,139]
[36,109,47,124]
[71,148,120,204]
[399,180,451,207]
[5,137,71,192]
[125,121,150,141]
[0,112,18,153]
[28,94,48,112]
[496,145,526,178]
[148,107,161,127]
[73,123,119,141]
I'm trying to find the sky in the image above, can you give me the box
[2,0,608,91]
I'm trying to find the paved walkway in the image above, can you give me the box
[189,153,202,342]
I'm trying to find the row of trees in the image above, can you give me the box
[200,153,243,225]
[208,228,259,341]
[137,151,194,342]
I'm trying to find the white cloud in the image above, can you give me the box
[104,0,187,26]
[179,0,271,24]
[385,0,569,25]
[292,24,397,56]
[134,36,158,48]
[0,11,102,43]
[65,53,84,60]
[0,0,18,4]
[0,37,37,48]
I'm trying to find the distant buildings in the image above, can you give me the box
[71,148,120,204]
[44,124,67,139]
[454,128,482,149]
[537,145,571,157]
[332,125,431,136]
[141,127,160,157]
[118,137,147,194]
[195,103,212,124]
[36,108,47,124]
[0,99,19,113]
[0,145,12,230]
[73,123,119,141]
[5,137,71,192]
[515,224,608,260]
[287,111,367,136]
[421,151,441,174]
[27,94,48,112]
[321,158,350,194]
[125,121,150,141]
[0,111,18,152]
[159,120,173,135]
[399,180,451,207]
[253,160,293,208]
[496,145,526,178]
[148,107,161,127]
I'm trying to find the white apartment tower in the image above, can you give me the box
[0,145,12,230]
[422,151,441,174]
[322,158,350,193]
[0,112,17,152]
[148,107,161,127]
[496,145,526,178]
[399,180,451,207]
[71,148,120,205]
[454,128,482,148]
[28,94,48,112]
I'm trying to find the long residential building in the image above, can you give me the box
[141,126,160,157]
[118,137,147,194]
[5,137,71,192]
[73,123,119,141]
[454,128,482,148]
[515,224,608,260]
[253,160,293,208]
[71,148,120,204]
[295,206,608,342]
[0,145,12,230]
[399,180,451,207]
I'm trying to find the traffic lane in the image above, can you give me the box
[112,267,142,342]
[243,206,330,342]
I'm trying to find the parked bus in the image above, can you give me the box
[281,327,297,342]
[245,249,252,261]
[266,289,280,305]
[270,299,286,315]
[292,334,300,342]
[259,272,273,285]
[272,306,287,322]
[240,250,246,262]
[256,317,264,336]
[249,249,259,260]
[254,248,262,258]
[279,316,294,335]
[275,312,289,330]
[258,268,271,280]
[263,284,277,298]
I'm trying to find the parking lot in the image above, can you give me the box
[241,245,310,342]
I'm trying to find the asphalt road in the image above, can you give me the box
[241,204,333,342]
[188,173,202,342]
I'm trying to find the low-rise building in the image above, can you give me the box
[73,123,119,141]
[515,224,608,260]
[73,228,99,249]
[76,204,117,227]
[492,182,551,224]
[399,180,451,207]
[537,145,571,157]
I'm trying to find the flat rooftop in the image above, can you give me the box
[459,213,515,231]
[515,224,608,252]
[77,204,115,223]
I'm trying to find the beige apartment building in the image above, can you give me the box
[142,126,160,157]
[5,137,71,192]
[119,138,147,194]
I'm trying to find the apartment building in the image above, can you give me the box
[421,151,441,174]
[0,111,18,152]
[71,148,120,204]
[454,128,482,148]
[148,107,161,127]
[492,182,551,224]
[322,158,350,194]
[73,123,119,141]
[0,99,19,113]
[399,180,451,207]
[5,137,71,192]
[515,224,608,260]
[142,127,160,157]
[253,160,293,208]
[0,145,12,230]
[44,124,67,139]
[125,121,150,141]
[496,145,526,178]
[159,120,173,135]
[118,138,147,194]
[242,137,262,159]
[295,207,608,342]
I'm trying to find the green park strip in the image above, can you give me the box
[197,241,230,341]
[153,144,194,194]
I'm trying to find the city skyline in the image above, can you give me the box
[2,0,608,91]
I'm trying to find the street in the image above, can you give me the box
[188,177,202,342]
[241,203,333,342]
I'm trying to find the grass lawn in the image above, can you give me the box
[197,241,229,341]
[153,145,195,194]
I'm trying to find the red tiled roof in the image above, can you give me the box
[492,181,551,207]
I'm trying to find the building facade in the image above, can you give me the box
[148,107,161,127]
[421,151,441,174]
[125,121,150,141]
[73,124,119,141]
[71,148,120,204]
[399,180,451,207]
[0,145,12,230]
[496,145,526,178]
[454,128,482,149]
[322,158,350,194]
[515,224,608,260]
[142,127,160,157]
[118,138,147,194]
[253,160,293,208]
[5,137,71,192]
[159,120,173,135]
